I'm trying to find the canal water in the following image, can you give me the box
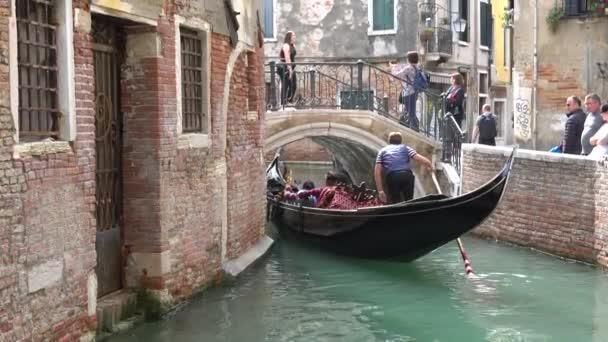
[108,235,608,342]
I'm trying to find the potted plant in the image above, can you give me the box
[546,5,564,34]
[419,27,434,41]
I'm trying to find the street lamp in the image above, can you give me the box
[452,18,467,33]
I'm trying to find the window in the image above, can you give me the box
[479,72,488,114]
[370,0,395,33]
[180,28,206,133]
[493,99,505,138]
[262,0,275,39]
[17,0,59,141]
[480,0,492,48]
[563,0,604,16]
[458,0,469,42]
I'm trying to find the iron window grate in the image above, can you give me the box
[181,28,205,133]
[17,0,60,140]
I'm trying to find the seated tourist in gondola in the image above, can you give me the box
[283,172,380,209]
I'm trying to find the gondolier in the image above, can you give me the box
[374,132,433,204]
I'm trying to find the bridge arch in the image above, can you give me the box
[265,109,440,194]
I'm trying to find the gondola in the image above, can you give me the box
[266,147,516,262]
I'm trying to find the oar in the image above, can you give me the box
[430,172,475,277]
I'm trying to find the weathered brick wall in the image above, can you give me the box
[462,144,608,266]
[0,0,97,340]
[159,18,266,300]
[225,48,266,260]
[264,138,332,162]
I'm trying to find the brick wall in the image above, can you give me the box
[0,0,97,340]
[264,138,332,162]
[0,0,267,340]
[462,144,608,266]
[158,15,266,300]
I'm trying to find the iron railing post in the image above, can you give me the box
[382,96,389,115]
[356,60,363,109]
[269,61,277,110]
[309,69,316,101]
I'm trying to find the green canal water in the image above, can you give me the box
[108,235,608,342]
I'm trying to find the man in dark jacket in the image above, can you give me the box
[562,96,586,154]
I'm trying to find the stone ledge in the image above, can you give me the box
[463,144,596,166]
[222,235,274,279]
[13,140,72,158]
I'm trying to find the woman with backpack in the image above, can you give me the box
[390,51,428,132]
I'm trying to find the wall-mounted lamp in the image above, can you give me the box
[452,18,467,33]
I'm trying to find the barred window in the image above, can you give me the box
[17,0,59,141]
[180,28,205,133]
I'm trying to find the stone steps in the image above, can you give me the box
[96,290,142,337]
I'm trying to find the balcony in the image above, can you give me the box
[421,28,453,60]
[418,2,453,63]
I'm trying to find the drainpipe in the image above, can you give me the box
[471,0,479,137]
[532,0,538,150]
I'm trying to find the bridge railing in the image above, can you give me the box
[265,60,464,170]
[441,112,465,175]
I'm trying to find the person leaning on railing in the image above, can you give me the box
[443,73,466,128]
[588,103,608,159]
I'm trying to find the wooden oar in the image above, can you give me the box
[430,172,475,277]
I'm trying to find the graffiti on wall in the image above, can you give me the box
[514,87,532,142]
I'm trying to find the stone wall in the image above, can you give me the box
[0,0,266,340]
[264,0,418,60]
[462,144,608,266]
[512,2,608,150]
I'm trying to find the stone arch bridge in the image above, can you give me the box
[265,109,442,194]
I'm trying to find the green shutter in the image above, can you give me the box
[373,0,394,31]
[487,3,493,49]
[480,2,489,47]
[385,0,394,30]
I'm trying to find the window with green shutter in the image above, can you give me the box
[480,1,492,48]
[372,0,394,31]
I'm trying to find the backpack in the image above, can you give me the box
[413,68,429,91]
[478,115,497,140]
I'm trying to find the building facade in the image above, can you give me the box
[262,0,504,139]
[511,0,608,150]
[0,0,268,340]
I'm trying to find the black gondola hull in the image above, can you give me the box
[267,149,515,262]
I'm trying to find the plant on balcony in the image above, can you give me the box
[588,0,608,16]
[419,27,434,42]
[501,8,513,28]
[546,5,564,34]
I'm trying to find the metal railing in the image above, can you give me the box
[265,60,445,140]
[441,112,466,175]
[425,28,453,56]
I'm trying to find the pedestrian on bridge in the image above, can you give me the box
[390,51,421,131]
[278,31,297,105]
[444,73,466,128]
